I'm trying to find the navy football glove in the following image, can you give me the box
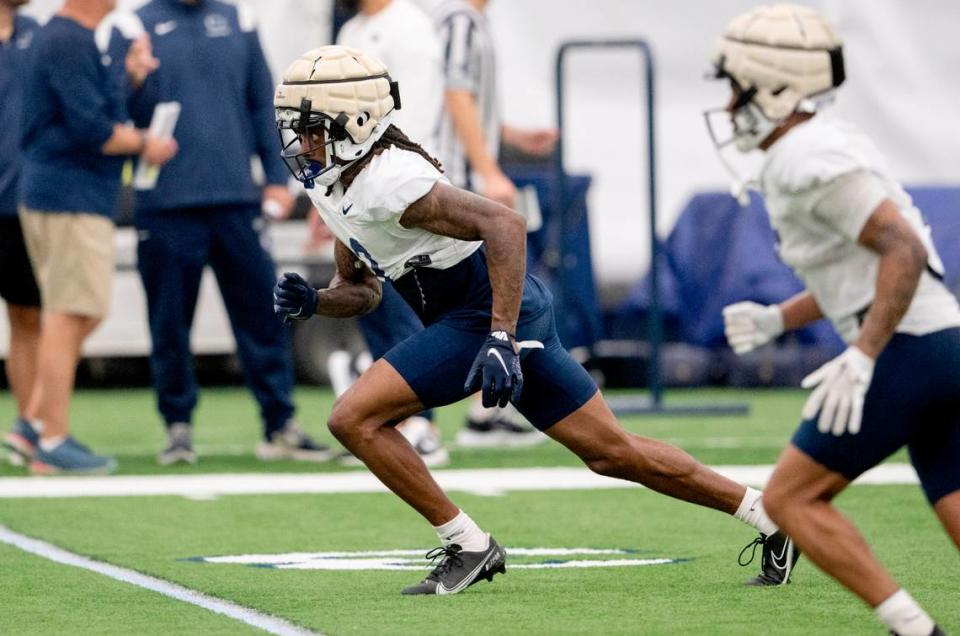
[464,331,523,408]
[273,272,318,323]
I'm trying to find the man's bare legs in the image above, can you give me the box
[327,359,458,526]
[331,373,758,524]
[764,445,950,635]
[5,304,41,414]
[932,490,960,550]
[764,446,899,604]
[25,311,100,440]
[545,392,747,513]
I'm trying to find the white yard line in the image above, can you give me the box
[0,464,918,499]
[0,526,320,636]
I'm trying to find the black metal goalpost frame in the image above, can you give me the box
[554,39,749,416]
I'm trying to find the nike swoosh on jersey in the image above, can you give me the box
[154,21,177,36]
[341,203,353,215]
[487,348,509,375]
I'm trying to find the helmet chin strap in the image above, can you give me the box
[315,159,360,188]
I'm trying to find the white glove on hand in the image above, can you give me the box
[722,301,784,355]
[801,346,875,436]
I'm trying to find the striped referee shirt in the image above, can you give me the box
[433,0,500,190]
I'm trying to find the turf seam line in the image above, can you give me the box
[0,525,321,636]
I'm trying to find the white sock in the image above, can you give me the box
[39,435,67,453]
[875,589,935,636]
[734,487,778,536]
[433,510,489,552]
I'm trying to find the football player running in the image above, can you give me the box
[709,5,958,635]
[272,45,798,595]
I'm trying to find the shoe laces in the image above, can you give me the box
[738,535,765,567]
[424,544,464,581]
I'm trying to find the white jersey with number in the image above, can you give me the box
[760,116,960,343]
[337,0,444,156]
[307,146,482,281]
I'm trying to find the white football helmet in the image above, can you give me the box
[274,45,401,188]
[705,3,845,152]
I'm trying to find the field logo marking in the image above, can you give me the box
[192,547,684,571]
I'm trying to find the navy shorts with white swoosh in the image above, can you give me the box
[383,277,598,431]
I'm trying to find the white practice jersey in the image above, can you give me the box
[307,146,482,281]
[760,116,960,343]
[337,0,444,156]
[433,0,500,190]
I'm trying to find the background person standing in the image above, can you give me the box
[17,0,176,475]
[332,0,448,466]
[108,0,331,465]
[0,0,41,466]
[434,0,557,447]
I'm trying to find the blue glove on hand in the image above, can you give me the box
[273,272,318,323]
[464,331,523,408]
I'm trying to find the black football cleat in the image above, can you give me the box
[402,536,506,595]
[739,531,800,586]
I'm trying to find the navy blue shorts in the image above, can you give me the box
[384,303,598,431]
[792,328,960,504]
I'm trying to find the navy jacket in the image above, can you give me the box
[19,16,127,218]
[110,0,287,213]
[0,14,39,216]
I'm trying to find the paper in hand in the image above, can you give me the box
[132,101,181,191]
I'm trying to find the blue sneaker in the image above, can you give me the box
[4,417,40,465]
[30,437,117,476]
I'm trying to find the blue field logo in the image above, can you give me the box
[190,548,686,571]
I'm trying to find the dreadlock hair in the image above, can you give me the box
[340,124,443,189]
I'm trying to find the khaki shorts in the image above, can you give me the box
[18,208,114,319]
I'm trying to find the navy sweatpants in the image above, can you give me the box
[136,204,294,437]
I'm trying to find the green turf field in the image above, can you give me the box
[0,388,954,635]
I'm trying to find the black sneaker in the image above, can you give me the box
[892,626,947,636]
[739,531,800,586]
[401,536,506,595]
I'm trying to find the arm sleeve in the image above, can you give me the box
[242,9,287,186]
[810,170,890,242]
[45,39,119,152]
[438,12,481,93]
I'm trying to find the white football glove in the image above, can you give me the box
[801,346,875,436]
[722,301,784,355]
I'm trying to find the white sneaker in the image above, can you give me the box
[255,421,336,462]
[456,404,546,448]
[157,423,197,466]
